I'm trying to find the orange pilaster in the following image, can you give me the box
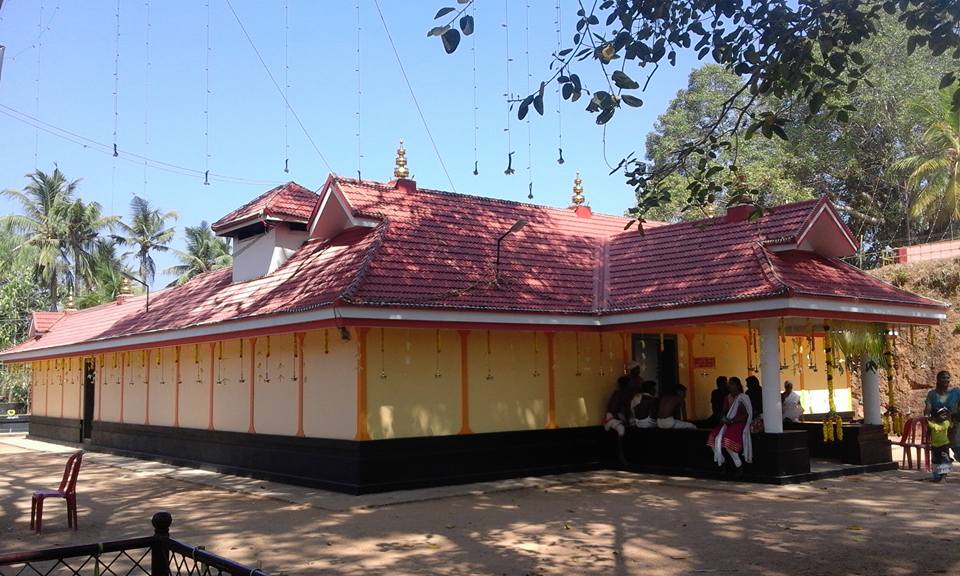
[546,332,558,429]
[208,342,216,431]
[59,360,65,418]
[686,333,697,420]
[248,338,257,433]
[295,332,305,437]
[355,328,370,440]
[97,356,103,421]
[144,350,151,425]
[174,346,181,428]
[120,353,125,424]
[458,330,472,434]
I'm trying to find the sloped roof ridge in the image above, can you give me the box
[333,175,634,223]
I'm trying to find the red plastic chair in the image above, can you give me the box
[30,450,84,534]
[895,417,930,471]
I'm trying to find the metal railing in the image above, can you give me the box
[0,513,269,576]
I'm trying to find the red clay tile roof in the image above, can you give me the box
[0,177,945,359]
[2,226,380,357]
[29,311,66,336]
[211,181,318,233]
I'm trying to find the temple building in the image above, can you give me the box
[0,147,947,493]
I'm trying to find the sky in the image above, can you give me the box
[0,0,699,287]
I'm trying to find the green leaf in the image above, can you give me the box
[622,95,643,107]
[771,124,788,140]
[441,28,461,54]
[533,94,544,116]
[596,108,615,125]
[810,92,825,114]
[459,14,474,36]
[434,7,455,19]
[940,72,956,90]
[612,70,640,90]
[427,25,450,37]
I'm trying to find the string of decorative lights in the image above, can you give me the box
[223,0,333,173]
[283,0,290,174]
[555,0,564,165]
[471,0,479,176]
[33,0,44,168]
[111,0,121,212]
[10,0,59,62]
[355,0,362,180]
[503,0,514,176]
[203,0,211,185]
[112,0,120,159]
[142,0,151,195]
[0,103,283,186]
[524,0,533,199]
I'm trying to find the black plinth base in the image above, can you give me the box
[785,422,893,465]
[28,416,82,444]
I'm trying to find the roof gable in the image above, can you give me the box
[212,181,318,235]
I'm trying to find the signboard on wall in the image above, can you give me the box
[693,356,716,369]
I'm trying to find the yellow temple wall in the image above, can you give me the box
[253,334,299,436]
[302,329,357,440]
[365,328,461,439]
[146,346,178,427]
[467,330,550,434]
[554,332,623,428]
[19,326,855,439]
[684,332,853,418]
[213,339,249,433]
[99,352,123,422]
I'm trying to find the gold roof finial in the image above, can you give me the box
[572,171,585,206]
[394,140,410,179]
[119,276,132,296]
[64,290,77,312]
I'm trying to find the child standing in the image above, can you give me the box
[929,407,953,482]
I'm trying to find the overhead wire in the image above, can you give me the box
[283,0,290,174]
[355,0,362,180]
[555,0,564,165]
[203,0,211,185]
[10,0,59,62]
[503,0,514,176]
[33,0,43,168]
[223,0,333,173]
[143,0,151,196]
[0,103,283,186]
[471,0,479,176]
[371,0,457,192]
[524,0,533,199]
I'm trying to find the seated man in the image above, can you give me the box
[781,380,803,423]
[630,380,659,428]
[602,375,633,437]
[657,384,697,429]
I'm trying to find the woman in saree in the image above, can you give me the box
[706,376,753,475]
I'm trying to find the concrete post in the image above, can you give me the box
[861,357,883,425]
[758,318,784,433]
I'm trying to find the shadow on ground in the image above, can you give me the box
[0,440,955,575]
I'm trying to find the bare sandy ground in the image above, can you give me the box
[0,435,955,576]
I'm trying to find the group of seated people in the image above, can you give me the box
[603,366,806,476]
[601,362,697,437]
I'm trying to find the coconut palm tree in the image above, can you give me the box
[63,199,118,295]
[113,196,178,286]
[76,241,130,308]
[894,90,960,227]
[0,167,78,310]
[163,221,232,286]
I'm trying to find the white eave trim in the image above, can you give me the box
[1,296,946,362]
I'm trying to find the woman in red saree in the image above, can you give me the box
[706,376,753,474]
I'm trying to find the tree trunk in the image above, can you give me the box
[49,272,58,311]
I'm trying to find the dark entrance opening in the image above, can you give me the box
[631,334,679,396]
[82,358,95,439]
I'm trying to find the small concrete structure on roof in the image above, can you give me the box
[1,168,947,493]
